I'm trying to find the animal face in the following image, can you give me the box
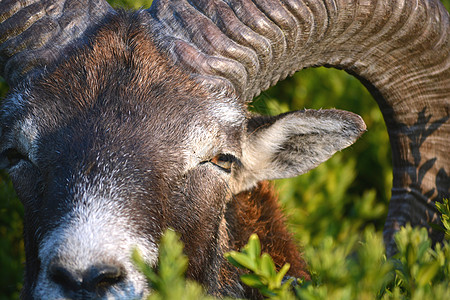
[2,86,246,299]
[0,11,365,299]
[0,26,247,299]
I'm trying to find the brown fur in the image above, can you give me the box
[16,11,309,299]
[34,11,207,115]
[219,182,310,298]
[230,182,309,279]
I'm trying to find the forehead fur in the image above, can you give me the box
[9,10,245,176]
[30,10,211,118]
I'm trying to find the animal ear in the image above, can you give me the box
[236,109,366,191]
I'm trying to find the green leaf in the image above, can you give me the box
[275,263,291,286]
[260,253,277,279]
[245,234,262,260]
[416,262,440,287]
[240,274,265,288]
[436,199,450,240]
[224,254,244,270]
[417,240,432,259]
[226,251,257,271]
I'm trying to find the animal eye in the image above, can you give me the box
[1,148,29,168]
[210,154,235,172]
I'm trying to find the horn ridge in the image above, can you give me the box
[148,0,256,96]
[0,0,113,86]
[147,0,449,256]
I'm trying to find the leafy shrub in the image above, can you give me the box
[225,234,295,299]
[0,171,24,300]
[0,79,24,300]
[133,229,216,300]
[138,200,450,300]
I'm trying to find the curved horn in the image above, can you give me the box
[147,0,450,255]
[0,0,113,87]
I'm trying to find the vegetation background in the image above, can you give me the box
[0,1,448,299]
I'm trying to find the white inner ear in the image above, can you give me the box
[237,110,365,191]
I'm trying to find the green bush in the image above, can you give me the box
[225,234,296,299]
[139,201,450,300]
[0,79,24,300]
[133,230,216,300]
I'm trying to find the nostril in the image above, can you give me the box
[48,262,82,292]
[48,261,125,293]
[84,264,125,291]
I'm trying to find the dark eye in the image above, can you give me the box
[210,154,236,173]
[2,148,29,168]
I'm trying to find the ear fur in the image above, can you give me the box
[236,109,366,191]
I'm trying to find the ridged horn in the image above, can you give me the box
[147,0,450,256]
[0,0,113,87]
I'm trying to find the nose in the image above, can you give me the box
[48,260,125,293]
